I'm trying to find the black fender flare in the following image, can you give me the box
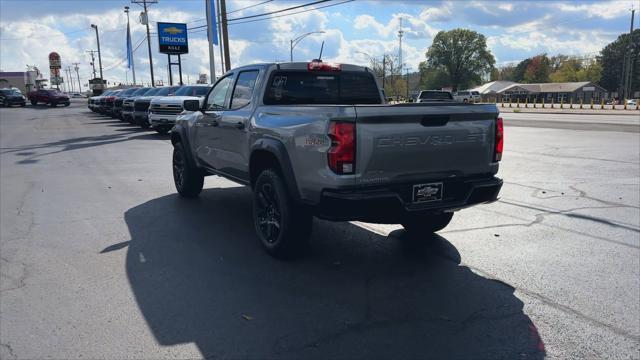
[250,138,302,204]
[170,125,199,169]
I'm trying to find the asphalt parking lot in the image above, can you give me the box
[1,100,639,359]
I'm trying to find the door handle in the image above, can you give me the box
[234,122,245,130]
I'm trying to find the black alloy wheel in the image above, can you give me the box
[255,182,282,244]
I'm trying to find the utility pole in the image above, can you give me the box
[90,25,103,81]
[624,8,635,100]
[217,0,225,75]
[206,0,217,82]
[86,50,98,79]
[405,66,410,100]
[125,6,136,85]
[132,0,157,86]
[398,18,404,74]
[620,8,635,100]
[220,0,231,71]
[73,63,81,93]
[65,67,74,92]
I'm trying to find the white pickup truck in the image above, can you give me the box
[148,85,211,134]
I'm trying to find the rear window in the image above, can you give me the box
[419,91,452,100]
[264,71,381,105]
[471,91,479,95]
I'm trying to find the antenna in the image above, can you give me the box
[318,41,325,61]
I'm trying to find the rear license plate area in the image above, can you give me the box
[412,182,443,203]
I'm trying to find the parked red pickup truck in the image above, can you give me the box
[27,89,70,107]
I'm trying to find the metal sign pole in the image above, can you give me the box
[167,54,173,86]
[178,54,183,85]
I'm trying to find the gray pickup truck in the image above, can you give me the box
[171,61,503,258]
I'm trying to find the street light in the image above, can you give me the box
[290,31,325,62]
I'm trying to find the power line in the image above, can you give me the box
[227,0,330,22]
[102,36,146,71]
[228,0,354,26]
[0,27,90,40]
[227,0,274,14]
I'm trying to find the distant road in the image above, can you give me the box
[502,112,640,133]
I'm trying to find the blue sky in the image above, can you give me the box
[0,0,634,88]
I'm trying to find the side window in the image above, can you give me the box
[205,76,233,111]
[230,70,259,110]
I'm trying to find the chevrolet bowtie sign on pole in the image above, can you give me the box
[157,22,188,85]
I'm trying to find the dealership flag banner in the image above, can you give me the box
[208,0,218,45]
[126,21,133,69]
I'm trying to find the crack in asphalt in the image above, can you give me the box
[499,199,640,234]
[0,342,17,359]
[506,181,639,209]
[0,257,29,294]
[466,266,640,344]
[508,150,638,165]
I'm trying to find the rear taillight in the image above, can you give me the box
[495,117,503,162]
[308,61,341,71]
[327,121,355,174]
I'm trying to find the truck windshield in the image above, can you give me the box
[419,91,452,100]
[154,86,180,96]
[174,86,210,97]
[264,71,381,105]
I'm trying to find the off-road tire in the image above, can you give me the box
[402,213,454,236]
[253,169,312,259]
[172,142,204,198]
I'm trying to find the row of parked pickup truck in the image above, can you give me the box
[89,60,504,259]
[88,84,210,134]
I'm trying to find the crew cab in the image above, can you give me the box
[171,61,503,258]
[121,87,152,122]
[111,87,140,119]
[28,89,70,107]
[133,86,180,128]
[148,84,210,134]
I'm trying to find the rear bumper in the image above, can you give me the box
[314,176,502,223]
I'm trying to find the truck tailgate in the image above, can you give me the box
[354,104,499,186]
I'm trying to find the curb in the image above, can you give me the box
[499,110,639,116]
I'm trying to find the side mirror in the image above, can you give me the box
[183,99,200,112]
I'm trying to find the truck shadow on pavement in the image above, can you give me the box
[121,186,546,359]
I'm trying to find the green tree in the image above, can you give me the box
[491,65,517,81]
[523,54,551,83]
[513,58,531,82]
[599,29,640,93]
[424,28,495,90]
[418,61,450,89]
[577,60,602,83]
[549,58,582,82]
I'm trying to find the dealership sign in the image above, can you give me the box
[48,52,63,85]
[157,22,188,54]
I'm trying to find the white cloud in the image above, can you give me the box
[555,1,631,20]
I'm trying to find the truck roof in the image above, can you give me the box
[221,62,369,76]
